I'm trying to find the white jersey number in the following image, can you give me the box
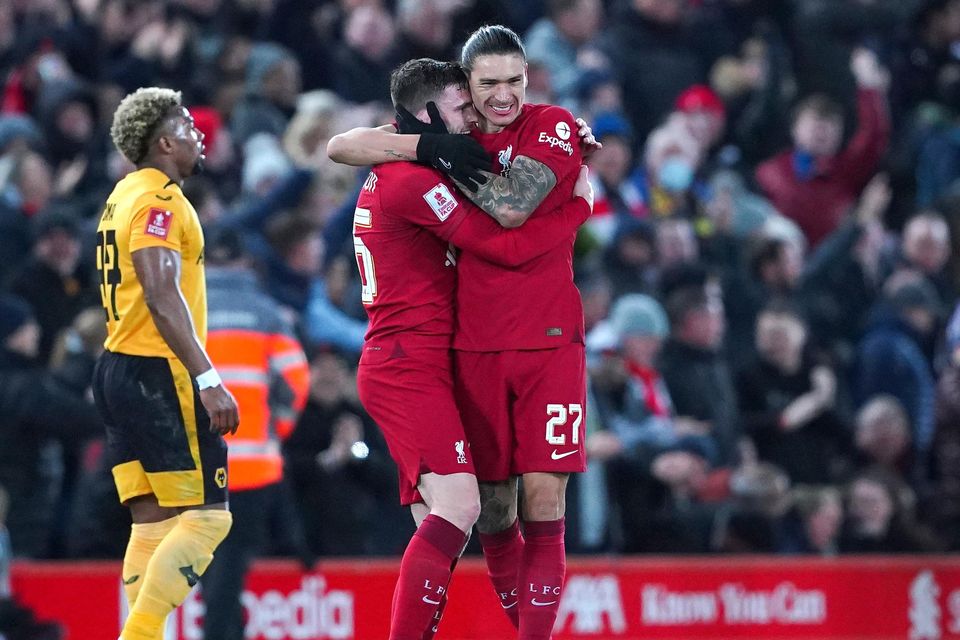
[353,235,377,305]
[352,207,377,305]
[546,403,582,446]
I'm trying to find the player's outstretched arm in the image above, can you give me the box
[133,246,240,435]
[451,166,593,266]
[455,155,557,228]
[329,103,491,189]
[326,124,416,166]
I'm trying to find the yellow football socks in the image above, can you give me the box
[120,509,232,640]
[122,515,179,608]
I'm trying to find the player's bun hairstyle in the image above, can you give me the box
[110,87,182,164]
[461,25,526,71]
[389,58,468,113]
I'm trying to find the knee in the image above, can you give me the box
[181,508,233,548]
[522,484,566,522]
[476,480,520,534]
[433,486,481,532]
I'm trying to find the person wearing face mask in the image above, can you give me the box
[641,118,704,218]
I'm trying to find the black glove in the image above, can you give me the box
[395,101,448,135]
[395,102,491,192]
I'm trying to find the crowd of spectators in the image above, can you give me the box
[2,0,960,568]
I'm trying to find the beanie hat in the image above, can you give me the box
[610,294,669,339]
[246,42,294,94]
[0,114,41,151]
[32,208,79,240]
[889,279,941,316]
[592,111,633,142]
[0,294,33,343]
[675,84,726,118]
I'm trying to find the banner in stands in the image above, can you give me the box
[12,557,960,639]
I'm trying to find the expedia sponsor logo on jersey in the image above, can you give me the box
[538,131,574,156]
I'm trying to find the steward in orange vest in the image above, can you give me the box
[200,228,310,640]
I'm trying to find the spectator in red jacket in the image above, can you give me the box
[755,48,890,247]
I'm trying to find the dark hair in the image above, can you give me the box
[748,237,787,279]
[389,58,467,112]
[265,212,320,258]
[205,226,246,265]
[547,0,580,16]
[791,93,843,125]
[461,25,526,71]
[659,262,711,302]
[757,297,807,325]
[181,175,217,208]
[664,286,710,328]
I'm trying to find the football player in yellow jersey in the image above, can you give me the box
[92,87,239,640]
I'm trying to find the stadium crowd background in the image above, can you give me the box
[1,0,960,575]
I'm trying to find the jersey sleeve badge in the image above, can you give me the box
[423,183,458,221]
[145,207,173,239]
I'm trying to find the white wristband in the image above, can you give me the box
[196,368,222,390]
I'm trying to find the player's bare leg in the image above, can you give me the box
[517,472,569,640]
[389,472,479,640]
[476,478,522,628]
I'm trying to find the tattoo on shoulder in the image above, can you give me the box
[386,149,415,161]
[465,156,557,226]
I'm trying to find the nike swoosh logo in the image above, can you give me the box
[423,595,441,605]
[123,575,139,585]
[155,195,173,201]
[438,157,452,170]
[501,601,518,609]
[531,598,557,607]
[551,449,578,460]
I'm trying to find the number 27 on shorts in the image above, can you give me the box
[545,403,582,446]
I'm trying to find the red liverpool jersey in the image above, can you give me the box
[352,160,591,346]
[454,103,585,352]
[353,163,466,345]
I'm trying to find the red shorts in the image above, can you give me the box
[453,343,586,481]
[356,340,474,505]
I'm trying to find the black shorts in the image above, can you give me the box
[93,350,228,507]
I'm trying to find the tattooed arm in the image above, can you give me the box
[456,155,557,228]
[326,124,417,165]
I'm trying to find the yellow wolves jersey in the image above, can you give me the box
[96,167,206,357]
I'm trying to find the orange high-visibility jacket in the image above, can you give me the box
[206,268,309,491]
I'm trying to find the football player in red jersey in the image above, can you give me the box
[341,58,594,640]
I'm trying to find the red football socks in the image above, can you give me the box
[389,515,466,640]
[478,518,524,628]
[518,518,566,640]
[421,556,458,640]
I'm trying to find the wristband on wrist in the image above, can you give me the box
[196,368,222,390]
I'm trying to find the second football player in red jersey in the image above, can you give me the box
[329,29,596,638]
[343,58,594,640]
[454,28,586,640]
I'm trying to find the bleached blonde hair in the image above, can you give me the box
[110,87,182,164]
